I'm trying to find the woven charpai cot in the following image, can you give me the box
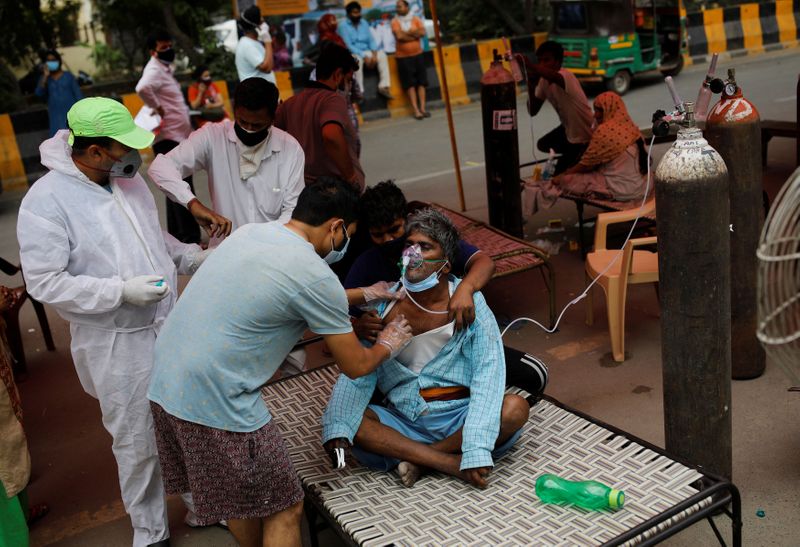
[262,366,709,546]
[428,204,549,278]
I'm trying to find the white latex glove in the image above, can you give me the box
[189,248,213,274]
[376,314,413,359]
[257,22,271,43]
[362,281,405,303]
[122,275,169,307]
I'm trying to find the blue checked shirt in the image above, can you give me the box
[322,278,505,470]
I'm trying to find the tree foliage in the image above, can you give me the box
[0,0,51,112]
[427,0,547,43]
[43,0,82,47]
[93,0,234,77]
[0,0,50,63]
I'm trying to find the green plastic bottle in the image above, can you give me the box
[535,474,625,511]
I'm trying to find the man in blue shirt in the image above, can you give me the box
[323,208,530,489]
[148,178,413,546]
[339,1,393,99]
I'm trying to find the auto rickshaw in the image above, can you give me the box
[549,0,687,94]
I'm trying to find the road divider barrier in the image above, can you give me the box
[687,0,799,62]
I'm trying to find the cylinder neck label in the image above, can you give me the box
[492,109,517,131]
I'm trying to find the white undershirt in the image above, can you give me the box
[382,281,455,373]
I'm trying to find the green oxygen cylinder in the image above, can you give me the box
[535,474,625,511]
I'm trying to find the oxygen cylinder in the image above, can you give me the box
[481,51,522,237]
[655,103,733,480]
[705,70,766,380]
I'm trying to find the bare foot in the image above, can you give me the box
[461,466,491,489]
[397,461,422,487]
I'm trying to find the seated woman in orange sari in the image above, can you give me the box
[523,92,649,215]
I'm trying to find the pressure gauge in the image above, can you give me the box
[724,83,737,96]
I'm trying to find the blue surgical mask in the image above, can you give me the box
[46,60,60,72]
[324,222,350,264]
[402,262,448,292]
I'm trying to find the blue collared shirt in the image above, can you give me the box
[339,19,377,57]
[322,278,505,470]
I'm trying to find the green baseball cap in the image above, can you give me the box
[67,97,155,149]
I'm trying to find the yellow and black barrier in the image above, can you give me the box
[686,0,799,62]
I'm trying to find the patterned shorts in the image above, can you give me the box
[150,402,304,525]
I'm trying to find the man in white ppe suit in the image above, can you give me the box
[16,97,216,547]
[148,77,304,243]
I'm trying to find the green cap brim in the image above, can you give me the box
[114,124,155,149]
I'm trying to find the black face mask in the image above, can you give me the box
[157,48,175,63]
[234,123,270,147]
[200,77,212,84]
[349,15,362,24]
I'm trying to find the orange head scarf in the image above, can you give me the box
[580,92,643,167]
[318,14,346,47]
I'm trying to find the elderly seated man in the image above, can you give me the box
[323,208,529,489]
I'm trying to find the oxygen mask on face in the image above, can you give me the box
[400,243,425,274]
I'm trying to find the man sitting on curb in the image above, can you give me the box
[340,1,393,99]
[323,208,530,489]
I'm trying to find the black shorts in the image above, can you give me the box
[396,54,428,90]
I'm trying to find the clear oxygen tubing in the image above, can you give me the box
[400,254,450,315]
[404,287,450,315]
[500,134,657,337]
[513,50,539,163]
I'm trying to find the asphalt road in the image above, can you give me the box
[358,48,800,194]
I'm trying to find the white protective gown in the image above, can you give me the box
[16,131,202,547]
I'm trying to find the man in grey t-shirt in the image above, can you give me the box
[148,178,411,546]
[274,44,365,192]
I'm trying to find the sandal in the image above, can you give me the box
[422,111,432,118]
[413,112,424,120]
[27,503,49,525]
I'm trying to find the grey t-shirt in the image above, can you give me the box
[274,81,365,191]
[148,222,353,432]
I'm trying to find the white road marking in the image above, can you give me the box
[774,95,796,103]
[395,162,485,185]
